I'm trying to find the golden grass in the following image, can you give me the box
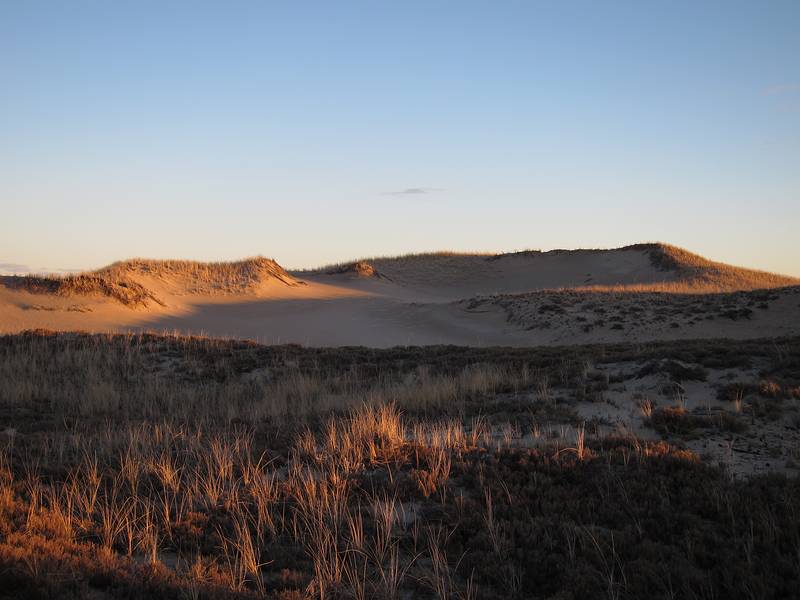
[571,280,798,294]
[322,260,386,279]
[0,400,634,599]
[0,331,528,424]
[99,256,300,291]
[630,242,800,291]
[3,244,796,314]
[0,273,163,307]
[2,331,798,598]
[302,242,799,292]
[0,256,301,308]
[0,406,477,598]
[298,250,497,274]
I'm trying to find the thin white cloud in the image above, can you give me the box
[0,262,33,275]
[384,187,444,196]
[0,262,80,276]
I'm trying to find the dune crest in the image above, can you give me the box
[347,243,799,293]
[99,256,302,294]
[0,273,162,307]
[0,256,301,308]
[1,243,798,346]
[622,243,799,292]
[325,261,387,279]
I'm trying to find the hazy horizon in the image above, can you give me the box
[2,2,799,276]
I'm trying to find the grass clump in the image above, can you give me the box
[647,406,748,435]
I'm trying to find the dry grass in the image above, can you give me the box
[301,243,799,292]
[297,250,497,274]
[0,400,722,600]
[100,256,300,291]
[574,280,797,294]
[2,332,800,598]
[479,284,800,336]
[0,273,163,307]
[4,245,796,318]
[0,331,527,423]
[624,242,800,291]
[4,402,794,599]
[0,405,475,598]
[0,256,300,308]
[322,261,386,279]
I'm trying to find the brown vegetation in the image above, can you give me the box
[471,285,800,334]
[1,331,800,598]
[622,242,800,291]
[313,243,799,293]
[0,257,301,309]
[324,261,386,279]
[99,256,301,292]
[0,274,163,308]
[3,245,797,322]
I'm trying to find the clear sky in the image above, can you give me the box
[1,1,799,275]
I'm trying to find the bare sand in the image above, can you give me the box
[2,246,798,346]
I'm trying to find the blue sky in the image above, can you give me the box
[1,1,799,275]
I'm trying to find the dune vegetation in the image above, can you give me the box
[309,243,800,293]
[606,243,800,292]
[98,257,301,292]
[1,330,799,599]
[0,257,300,308]
[1,244,797,319]
[471,285,800,335]
[0,273,164,308]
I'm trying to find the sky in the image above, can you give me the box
[1,1,799,275]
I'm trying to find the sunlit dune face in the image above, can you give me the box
[1,244,799,344]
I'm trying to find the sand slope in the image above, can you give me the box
[2,244,798,346]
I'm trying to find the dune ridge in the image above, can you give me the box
[0,256,300,307]
[0,273,162,307]
[325,260,388,279]
[98,256,301,292]
[621,243,800,292]
[310,243,799,293]
[1,243,798,347]
[2,244,798,309]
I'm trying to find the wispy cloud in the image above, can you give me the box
[384,187,444,196]
[0,262,33,275]
[0,262,80,276]
[764,83,800,96]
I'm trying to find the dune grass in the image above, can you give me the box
[296,250,497,276]
[0,257,301,308]
[300,243,800,293]
[0,273,163,307]
[471,284,800,335]
[3,245,797,312]
[99,256,300,291]
[625,242,800,291]
[1,331,799,598]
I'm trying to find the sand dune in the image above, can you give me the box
[1,243,798,346]
[306,246,671,299]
